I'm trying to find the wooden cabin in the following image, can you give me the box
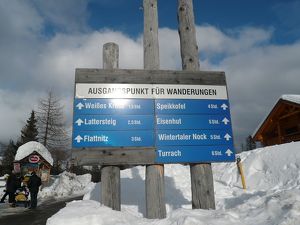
[14,141,53,182]
[253,95,300,146]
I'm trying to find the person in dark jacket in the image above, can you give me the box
[6,171,20,207]
[27,171,42,209]
[0,174,9,203]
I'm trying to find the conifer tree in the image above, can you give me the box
[246,135,257,151]
[0,142,5,155]
[19,110,39,146]
[2,140,18,173]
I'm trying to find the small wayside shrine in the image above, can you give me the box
[14,141,53,182]
[253,95,300,146]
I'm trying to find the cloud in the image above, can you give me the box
[32,0,90,33]
[0,28,144,143]
[159,28,181,69]
[0,0,43,40]
[33,30,143,95]
[195,26,300,146]
[196,25,273,58]
[1,0,300,152]
[0,0,43,86]
[223,43,300,143]
[0,90,39,142]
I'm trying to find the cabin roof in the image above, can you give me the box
[253,95,300,140]
[15,141,53,166]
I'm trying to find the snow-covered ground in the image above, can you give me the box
[45,141,300,225]
[1,142,300,224]
[0,172,92,216]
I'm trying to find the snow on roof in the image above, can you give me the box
[15,141,53,166]
[252,94,300,138]
[281,94,300,104]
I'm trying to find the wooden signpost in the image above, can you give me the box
[178,0,215,210]
[143,0,166,219]
[100,43,121,211]
[71,0,235,219]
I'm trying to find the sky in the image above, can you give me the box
[0,0,300,151]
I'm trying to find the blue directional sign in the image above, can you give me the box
[156,146,235,163]
[156,130,233,146]
[74,99,154,115]
[73,83,235,164]
[73,130,154,147]
[155,99,230,115]
[156,115,231,130]
[152,97,234,163]
[74,115,154,130]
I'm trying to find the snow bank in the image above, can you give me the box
[214,142,300,191]
[47,141,300,225]
[15,141,53,166]
[40,171,94,199]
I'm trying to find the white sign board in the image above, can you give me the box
[75,83,228,100]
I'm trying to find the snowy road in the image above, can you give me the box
[0,196,82,225]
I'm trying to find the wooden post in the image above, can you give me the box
[103,42,119,70]
[236,157,247,190]
[100,43,121,211]
[177,0,216,209]
[177,0,199,71]
[143,0,159,70]
[101,166,121,210]
[144,0,166,219]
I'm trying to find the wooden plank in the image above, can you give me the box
[143,0,166,219]
[75,69,226,85]
[72,147,156,166]
[100,42,121,211]
[178,0,216,210]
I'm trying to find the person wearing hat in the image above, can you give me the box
[27,171,42,209]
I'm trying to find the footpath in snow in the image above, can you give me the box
[0,172,93,217]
